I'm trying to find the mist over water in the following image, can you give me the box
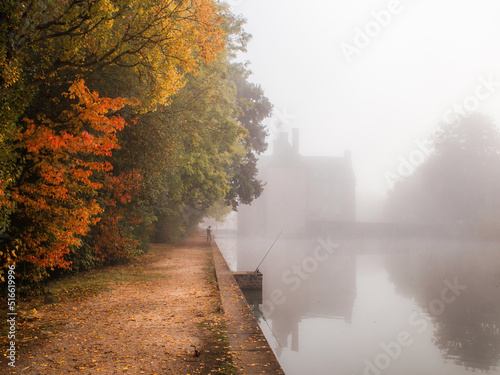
[214,122,500,375]
[216,2,500,373]
[216,234,500,375]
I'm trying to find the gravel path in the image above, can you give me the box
[5,235,235,374]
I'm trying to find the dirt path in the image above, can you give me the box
[3,235,236,374]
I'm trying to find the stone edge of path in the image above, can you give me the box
[210,240,285,375]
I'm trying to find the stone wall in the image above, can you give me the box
[232,271,263,290]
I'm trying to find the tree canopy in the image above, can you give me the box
[386,113,500,236]
[0,0,272,285]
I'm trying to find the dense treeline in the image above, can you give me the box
[0,0,272,286]
[385,113,500,238]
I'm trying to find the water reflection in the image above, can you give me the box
[385,248,500,372]
[217,234,500,375]
[250,240,355,356]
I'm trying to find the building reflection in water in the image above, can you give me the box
[234,235,500,374]
[237,237,356,355]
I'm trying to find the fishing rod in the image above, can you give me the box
[255,226,285,273]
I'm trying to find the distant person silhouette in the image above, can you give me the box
[207,226,212,242]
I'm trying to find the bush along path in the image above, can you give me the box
[1,235,237,374]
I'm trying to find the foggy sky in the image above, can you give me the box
[229,0,500,220]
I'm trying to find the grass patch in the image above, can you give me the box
[42,263,167,305]
[0,244,174,355]
[203,262,218,288]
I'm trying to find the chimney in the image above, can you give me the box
[292,128,299,155]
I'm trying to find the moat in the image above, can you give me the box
[217,233,500,375]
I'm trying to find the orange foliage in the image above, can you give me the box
[10,80,138,272]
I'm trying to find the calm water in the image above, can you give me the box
[216,233,500,375]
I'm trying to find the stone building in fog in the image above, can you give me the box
[238,130,356,236]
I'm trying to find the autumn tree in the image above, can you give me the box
[1,0,225,106]
[1,80,137,282]
[1,0,226,239]
[225,66,272,210]
[0,0,227,280]
[221,10,272,209]
[108,8,272,242]
[0,1,272,283]
[82,171,147,267]
[116,50,245,242]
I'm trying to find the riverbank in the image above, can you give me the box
[1,236,235,374]
[1,235,284,374]
[211,239,284,374]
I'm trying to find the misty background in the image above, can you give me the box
[229,0,500,221]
